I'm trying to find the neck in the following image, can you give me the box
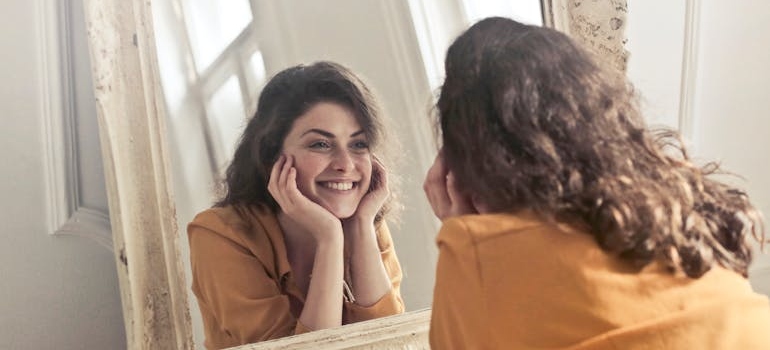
[277,212,316,264]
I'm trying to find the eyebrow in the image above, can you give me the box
[300,129,365,138]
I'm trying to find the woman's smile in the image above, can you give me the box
[319,181,358,191]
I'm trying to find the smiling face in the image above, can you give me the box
[281,102,372,219]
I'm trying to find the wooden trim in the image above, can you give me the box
[38,0,78,235]
[82,0,193,348]
[229,309,431,350]
[541,0,570,32]
[541,0,629,73]
[677,0,701,140]
[56,208,113,251]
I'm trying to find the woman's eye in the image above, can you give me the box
[351,140,370,151]
[309,140,331,150]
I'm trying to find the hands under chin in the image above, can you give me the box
[348,157,390,224]
[269,155,342,243]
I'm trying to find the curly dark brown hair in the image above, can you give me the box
[216,61,398,224]
[437,17,765,278]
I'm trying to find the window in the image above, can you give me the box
[153,0,267,174]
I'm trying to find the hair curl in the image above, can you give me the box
[437,17,765,278]
[217,61,398,224]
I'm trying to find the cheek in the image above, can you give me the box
[289,153,326,188]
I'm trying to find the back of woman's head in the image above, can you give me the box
[438,17,764,278]
[217,61,392,220]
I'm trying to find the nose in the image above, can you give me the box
[331,149,355,172]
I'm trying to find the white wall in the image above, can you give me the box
[627,1,770,293]
[626,1,686,130]
[0,0,125,349]
[692,2,770,289]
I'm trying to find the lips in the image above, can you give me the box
[319,181,356,191]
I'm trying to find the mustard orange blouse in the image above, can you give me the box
[430,213,770,349]
[188,205,404,349]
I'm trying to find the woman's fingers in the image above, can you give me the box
[423,154,452,219]
[446,172,476,216]
[280,154,293,190]
[370,157,389,197]
[269,154,300,209]
[423,150,477,219]
[268,155,285,201]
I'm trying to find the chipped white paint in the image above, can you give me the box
[81,0,192,348]
[229,309,431,350]
[543,0,629,72]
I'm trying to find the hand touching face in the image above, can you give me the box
[349,156,390,224]
[423,149,479,220]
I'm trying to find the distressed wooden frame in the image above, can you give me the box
[82,0,192,348]
[542,0,629,72]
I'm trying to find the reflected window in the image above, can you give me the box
[183,0,253,72]
[153,0,268,174]
[206,76,246,163]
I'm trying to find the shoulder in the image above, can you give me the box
[188,204,278,245]
[437,212,598,257]
[437,212,547,246]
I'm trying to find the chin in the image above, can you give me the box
[329,208,357,219]
[321,203,358,219]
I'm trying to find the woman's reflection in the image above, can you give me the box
[187,61,404,349]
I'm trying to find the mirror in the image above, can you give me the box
[82,0,631,348]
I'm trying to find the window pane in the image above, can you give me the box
[248,50,267,87]
[182,0,252,72]
[206,76,246,168]
[152,0,188,116]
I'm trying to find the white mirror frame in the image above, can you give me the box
[83,0,627,348]
[83,0,192,348]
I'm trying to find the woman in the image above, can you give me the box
[424,17,770,349]
[188,61,404,349]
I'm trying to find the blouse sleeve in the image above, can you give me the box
[429,217,489,350]
[343,222,405,322]
[189,212,305,348]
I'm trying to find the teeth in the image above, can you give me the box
[323,182,354,191]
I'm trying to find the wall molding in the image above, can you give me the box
[38,0,113,251]
[677,0,701,141]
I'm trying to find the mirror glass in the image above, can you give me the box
[149,0,542,347]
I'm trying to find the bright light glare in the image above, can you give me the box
[183,0,252,72]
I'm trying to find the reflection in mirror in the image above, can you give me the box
[186,62,409,349]
[82,0,770,347]
[150,0,544,347]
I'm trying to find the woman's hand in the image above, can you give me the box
[268,154,342,241]
[423,150,478,220]
[342,156,392,306]
[347,157,389,226]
